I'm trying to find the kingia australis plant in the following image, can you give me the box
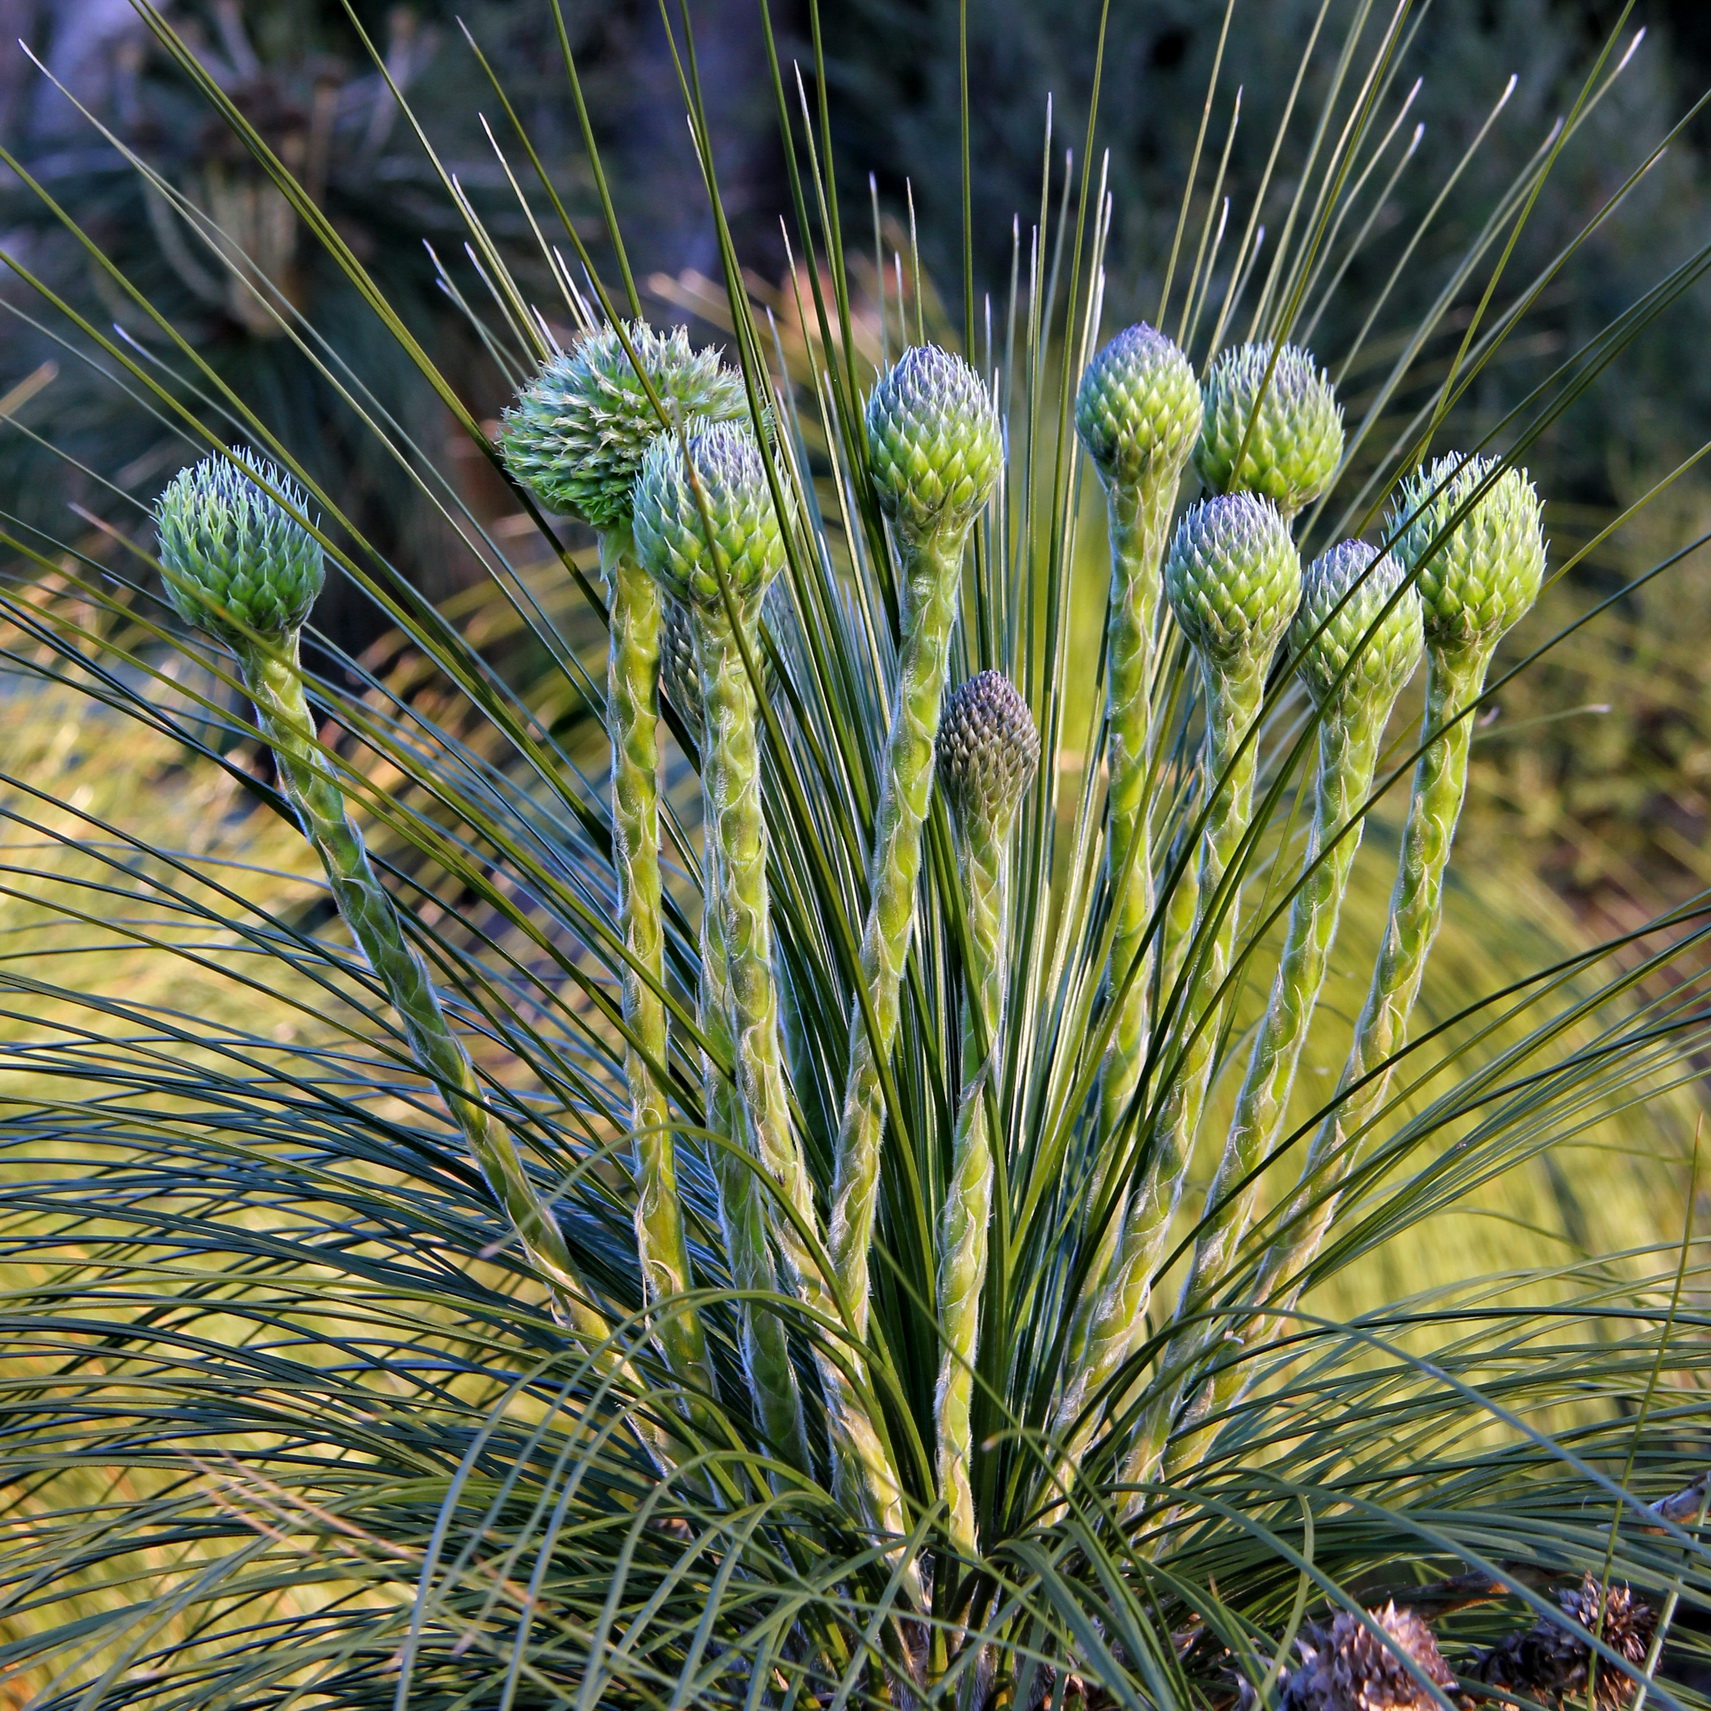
[4,3,1711,1708]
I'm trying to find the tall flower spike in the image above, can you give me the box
[1073,326,1202,1185]
[826,343,1000,1556]
[1252,455,1546,1393]
[633,420,826,1478]
[933,671,1038,1558]
[1145,541,1422,1483]
[503,322,745,1404]
[1060,492,1301,1453]
[155,453,611,1352]
[156,450,324,641]
[865,343,1002,545]
[500,321,748,527]
[1194,342,1344,518]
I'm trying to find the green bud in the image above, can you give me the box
[632,421,786,608]
[155,449,324,642]
[865,344,1001,544]
[1291,540,1424,711]
[659,595,702,734]
[1385,454,1545,648]
[1165,493,1302,667]
[936,670,1040,835]
[500,321,748,529]
[1075,323,1202,490]
[1194,342,1344,515]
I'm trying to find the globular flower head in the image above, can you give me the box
[632,421,786,610]
[500,321,749,529]
[1165,493,1301,667]
[1385,454,1545,649]
[1075,323,1202,490]
[155,449,324,643]
[1291,540,1424,712]
[1278,1603,1457,1711]
[1194,342,1344,516]
[865,344,1001,543]
[936,670,1040,836]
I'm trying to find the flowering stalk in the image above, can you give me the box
[635,423,890,1496]
[933,671,1038,1558]
[1253,456,1546,1312]
[1132,540,1423,1482]
[156,452,609,1343]
[503,321,744,1398]
[824,345,1000,1524]
[1056,494,1299,1445]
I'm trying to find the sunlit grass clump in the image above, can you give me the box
[2,3,1710,1709]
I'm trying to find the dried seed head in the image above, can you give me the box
[1278,1604,1456,1711]
[155,449,324,642]
[936,670,1040,836]
[1472,1576,1655,1711]
[632,421,786,609]
[1165,492,1302,668]
[1075,323,1202,490]
[865,344,1002,544]
[1385,455,1545,649]
[1195,342,1345,516]
[1291,540,1424,712]
[499,321,748,529]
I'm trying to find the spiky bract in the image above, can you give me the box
[1075,323,1202,489]
[936,670,1040,835]
[1292,540,1425,710]
[155,449,324,641]
[499,322,748,528]
[1387,454,1546,647]
[632,421,786,607]
[1165,492,1302,664]
[1194,342,1344,515]
[865,343,1001,543]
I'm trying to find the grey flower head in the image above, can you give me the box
[1165,492,1302,666]
[936,670,1040,835]
[499,321,748,529]
[1385,454,1545,649]
[865,343,1002,544]
[632,420,786,609]
[155,448,325,643]
[1194,341,1345,516]
[1291,539,1424,711]
[1471,1576,1655,1711]
[1277,1603,1456,1711]
[1075,323,1202,489]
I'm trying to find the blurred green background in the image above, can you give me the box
[2,0,1710,936]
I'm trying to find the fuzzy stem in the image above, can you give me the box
[1056,650,1268,1444]
[826,521,968,1529]
[239,641,608,1343]
[1131,700,1388,1483]
[935,812,1009,1558]
[603,526,713,1396]
[695,600,903,1510]
[1155,641,1492,1484]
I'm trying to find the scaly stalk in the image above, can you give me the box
[1132,542,1423,1484]
[156,453,612,1344]
[933,672,1038,1558]
[1055,494,1299,1451]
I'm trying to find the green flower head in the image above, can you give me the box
[1385,454,1545,649]
[1194,342,1344,516]
[1291,539,1424,711]
[499,321,749,529]
[1165,493,1302,666]
[936,670,1040,835]
[1075,323,1202,490]
[155,448,324,642]
[632,421,786,609]
[865,344,1002,544]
